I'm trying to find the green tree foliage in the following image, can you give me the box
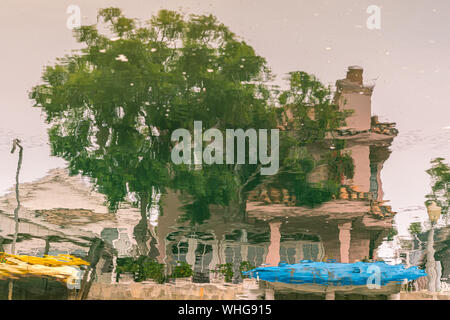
[325,149,354,183]
[171,261,194,278]
[211,263,234,283]
[31,7,275,213]
[30,7,353,225]
[408,222,422,235]
[425,157,449,215]
[386,228,398,241]
[239,261,255,279]
[115,256,165,283]
[263,72,354,207]
[278,71,352,146]
[115,257,193,283]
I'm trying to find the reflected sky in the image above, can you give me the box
[1,1,450,236]
[0,0,450,300]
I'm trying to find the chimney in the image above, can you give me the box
[335,66,372,132]
[346,65,363,85]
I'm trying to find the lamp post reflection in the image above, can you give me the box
[426,202,441,293]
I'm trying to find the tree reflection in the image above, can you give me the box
[30,8,352,232]
[426,158,449,217]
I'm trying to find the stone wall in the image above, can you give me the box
[87,280,245,300]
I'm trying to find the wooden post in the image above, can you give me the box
[8,139,23,300]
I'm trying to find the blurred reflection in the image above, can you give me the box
[2,66,434,300]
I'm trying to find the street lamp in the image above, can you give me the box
[426,201,442,293]
[427,201,441,224]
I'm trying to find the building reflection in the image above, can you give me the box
[1,66,427,300]
[146,66,404,299]
[159,67,394,261]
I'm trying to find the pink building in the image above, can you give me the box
[335,66,374,132]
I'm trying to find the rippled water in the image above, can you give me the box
[1,127,449,300]
[1,0,450,300]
